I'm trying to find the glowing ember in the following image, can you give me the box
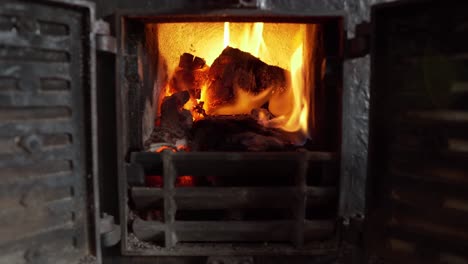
[155,145,177,153]
[146,175,163,187]
[146,175,194,187]
[177,145,190,152]
[176,175,195,187]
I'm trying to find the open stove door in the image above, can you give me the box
[366,0,468,263]
[0,1,101,263]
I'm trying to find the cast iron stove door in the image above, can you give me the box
[0,0,99,263]
[366,0,468,263]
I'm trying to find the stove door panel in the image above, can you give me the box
[0,1,99,263]
[366,0,468,263]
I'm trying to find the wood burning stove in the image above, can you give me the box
[115,4,344,260]
[1,0,468,263]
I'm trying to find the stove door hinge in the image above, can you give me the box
[94,20,116,54]
[341,213,365,246]
[339,214,365,264]
[345,22,371,59]
[100,213,121,247]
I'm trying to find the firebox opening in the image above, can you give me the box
[138,18,342,153]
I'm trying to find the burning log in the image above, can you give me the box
[207,46,288,108]
[190,115,293,151]
[144,91,193,149]
[147,48,296,151]
[169,53,209,99]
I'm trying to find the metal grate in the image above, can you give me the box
[125,151,339,256]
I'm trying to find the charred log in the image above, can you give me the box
[207,46,288,108]
[145,91,193,148]
[190,115,293,151]
[169,53,209,99]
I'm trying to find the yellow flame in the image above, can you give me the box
[266,25,313,140]
[211,88,273,115]
[258,111,267,121]
[207,22,274,116]
[265,45,307,134]
[284,44,306,133]
[215,22,310,138]
[224,22,230,48]
[236,23,265,57]
[199,83,208,103]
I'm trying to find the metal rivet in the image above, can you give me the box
[19,134,42,153]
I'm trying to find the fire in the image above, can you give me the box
[287,43,308,135]
[156,22,320,143]
[149,146,194,188]
[212,87,272,115]
[266,43,308,136]
[200,22,271,116]
[238,22,264,57]
[224,22,230,48]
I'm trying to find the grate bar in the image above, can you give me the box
[162,152,177,247]
[131,186,337,210]
[130,151,337,177]
[132,218,335,243]
[293,154,308,247]
[129,151,338,252]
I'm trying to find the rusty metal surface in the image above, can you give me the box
[0,0,99,263]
